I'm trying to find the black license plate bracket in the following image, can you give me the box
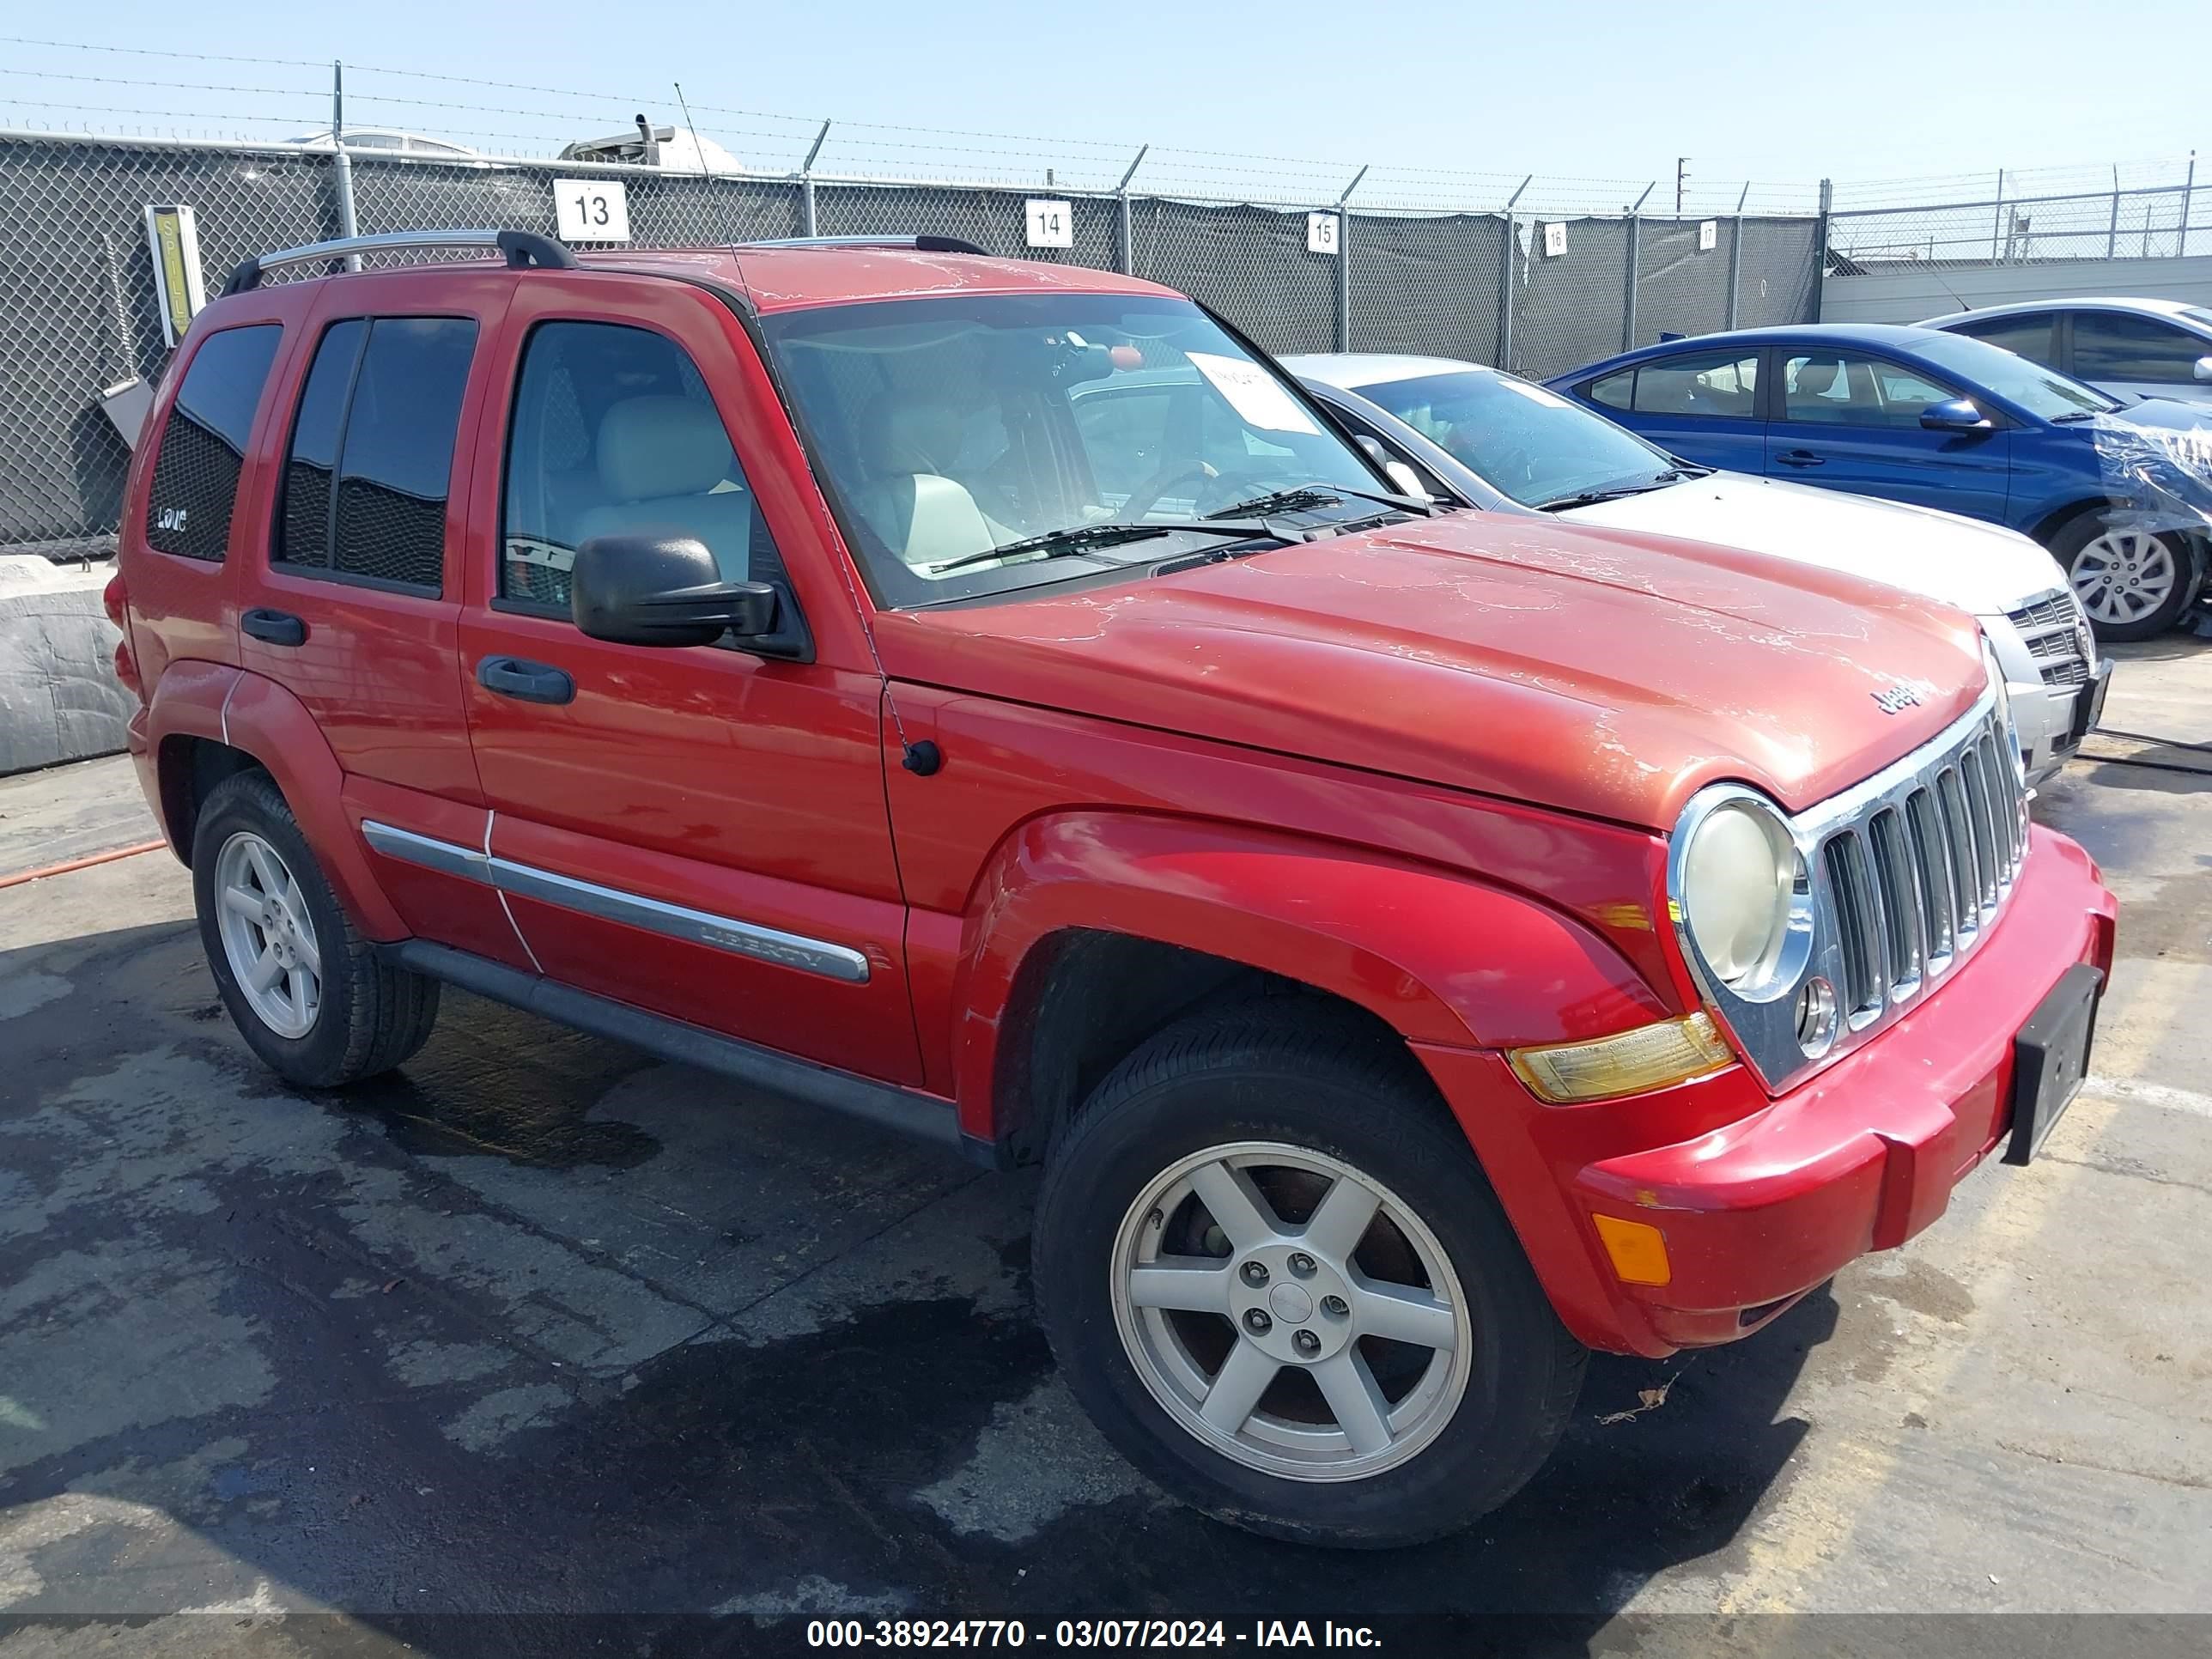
[2005,962,2104,1166]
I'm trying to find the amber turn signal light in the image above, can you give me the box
[1593,1215,1672,1286]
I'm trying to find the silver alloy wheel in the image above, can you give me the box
[213,830,323,1040]
[1109,1140,1473,1482]
[2070,527,2178,626]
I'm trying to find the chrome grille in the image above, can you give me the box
[1903,787,1954,968]
[2006,590,2094,690]
[1676,690,2029,1092]
[1817,723,2025,1035]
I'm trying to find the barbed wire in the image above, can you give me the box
[0,31,2189,225]
[0,33,1790,215]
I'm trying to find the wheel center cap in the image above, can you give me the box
[1267,1282,1314,1324]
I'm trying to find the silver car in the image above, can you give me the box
[1285,352,2107,785]
[1919,298,2212,408]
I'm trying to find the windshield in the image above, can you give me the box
[1906,330,2120,419]
[761,295,1393,605]
[1352,368,1674,507]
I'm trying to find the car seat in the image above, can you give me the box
[851,395,1016,568]
[574,396,752,583]
[1788,359,1848,421]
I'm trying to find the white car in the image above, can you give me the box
[1285,353,2106,785]
[1918,298,2212,408]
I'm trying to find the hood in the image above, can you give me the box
[2109,397,2212,433]
[1561,471,2065,613]
[876,512,1988,830]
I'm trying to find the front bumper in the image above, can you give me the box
[2008,661,2109,783]
[1417,825,2116,1358]
[1983,608,2104,782]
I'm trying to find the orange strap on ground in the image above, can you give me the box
[0,839,167,890]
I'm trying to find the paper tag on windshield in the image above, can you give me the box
[1188,352,1321,435]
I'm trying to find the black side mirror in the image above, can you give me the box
[570,534,778,647]
[1920,397,1994,434]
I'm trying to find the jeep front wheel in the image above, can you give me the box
[1032,1005,1586,1548]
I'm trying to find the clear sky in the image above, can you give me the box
[7,3,2208,210]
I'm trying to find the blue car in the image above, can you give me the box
[1547,324,2212,639]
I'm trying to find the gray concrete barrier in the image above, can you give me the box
[0,556,131,776]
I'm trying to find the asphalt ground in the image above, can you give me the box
[1,637,2207,1656]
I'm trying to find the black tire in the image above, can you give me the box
[191,769,440,1087]
[2046,508,2199,641]
[1032,1002,1587,1548]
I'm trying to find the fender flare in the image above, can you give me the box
[141,658,236,860]
[147,662,406,939]
[950,810,1668,1140]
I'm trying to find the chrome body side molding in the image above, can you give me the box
[360,820,872,985]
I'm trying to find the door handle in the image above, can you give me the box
[1774,449,1826,468]
[477,655,575,705]
[241,608,307,647]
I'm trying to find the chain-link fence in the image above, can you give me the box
[0,131,1823,556]
[1829,180,2209,273]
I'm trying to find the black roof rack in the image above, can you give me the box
[741,234,990,256]
[221,228,575,295]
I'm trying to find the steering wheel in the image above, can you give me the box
[1116,461,1281,523]
[1116,461,1217,524]
[1480,444,1536,491]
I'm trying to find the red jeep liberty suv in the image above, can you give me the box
[110,228,2116,1547]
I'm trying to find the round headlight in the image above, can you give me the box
[1680,799,1796,988]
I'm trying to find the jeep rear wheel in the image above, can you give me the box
[1032,1005,1586,1548]
[191,769,440,1088]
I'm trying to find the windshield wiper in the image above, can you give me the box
[1531,480,1673,512]
[2049,410,2104,422]
[1208,482,1440,520]
[923,519,1275,576]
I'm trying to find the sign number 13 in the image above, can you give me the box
[555,179,632,244]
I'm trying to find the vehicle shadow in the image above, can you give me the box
[2,909,1827,1653]
[2102,629,2210,665]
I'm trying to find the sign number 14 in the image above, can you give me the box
[1025,199,1073,249]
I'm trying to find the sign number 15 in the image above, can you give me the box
[555,179,632,244]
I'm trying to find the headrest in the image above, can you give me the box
[1794,360,1841,396]
[859,396,964,477]
[596,396,733,501]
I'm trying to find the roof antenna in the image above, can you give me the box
[672,82,707,176]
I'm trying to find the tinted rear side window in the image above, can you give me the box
[276,316,477,592]
[143,324,283,561]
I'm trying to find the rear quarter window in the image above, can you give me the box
[1588,369,1634,411]
[143,324,283,561]
[1950,312,2057,366]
